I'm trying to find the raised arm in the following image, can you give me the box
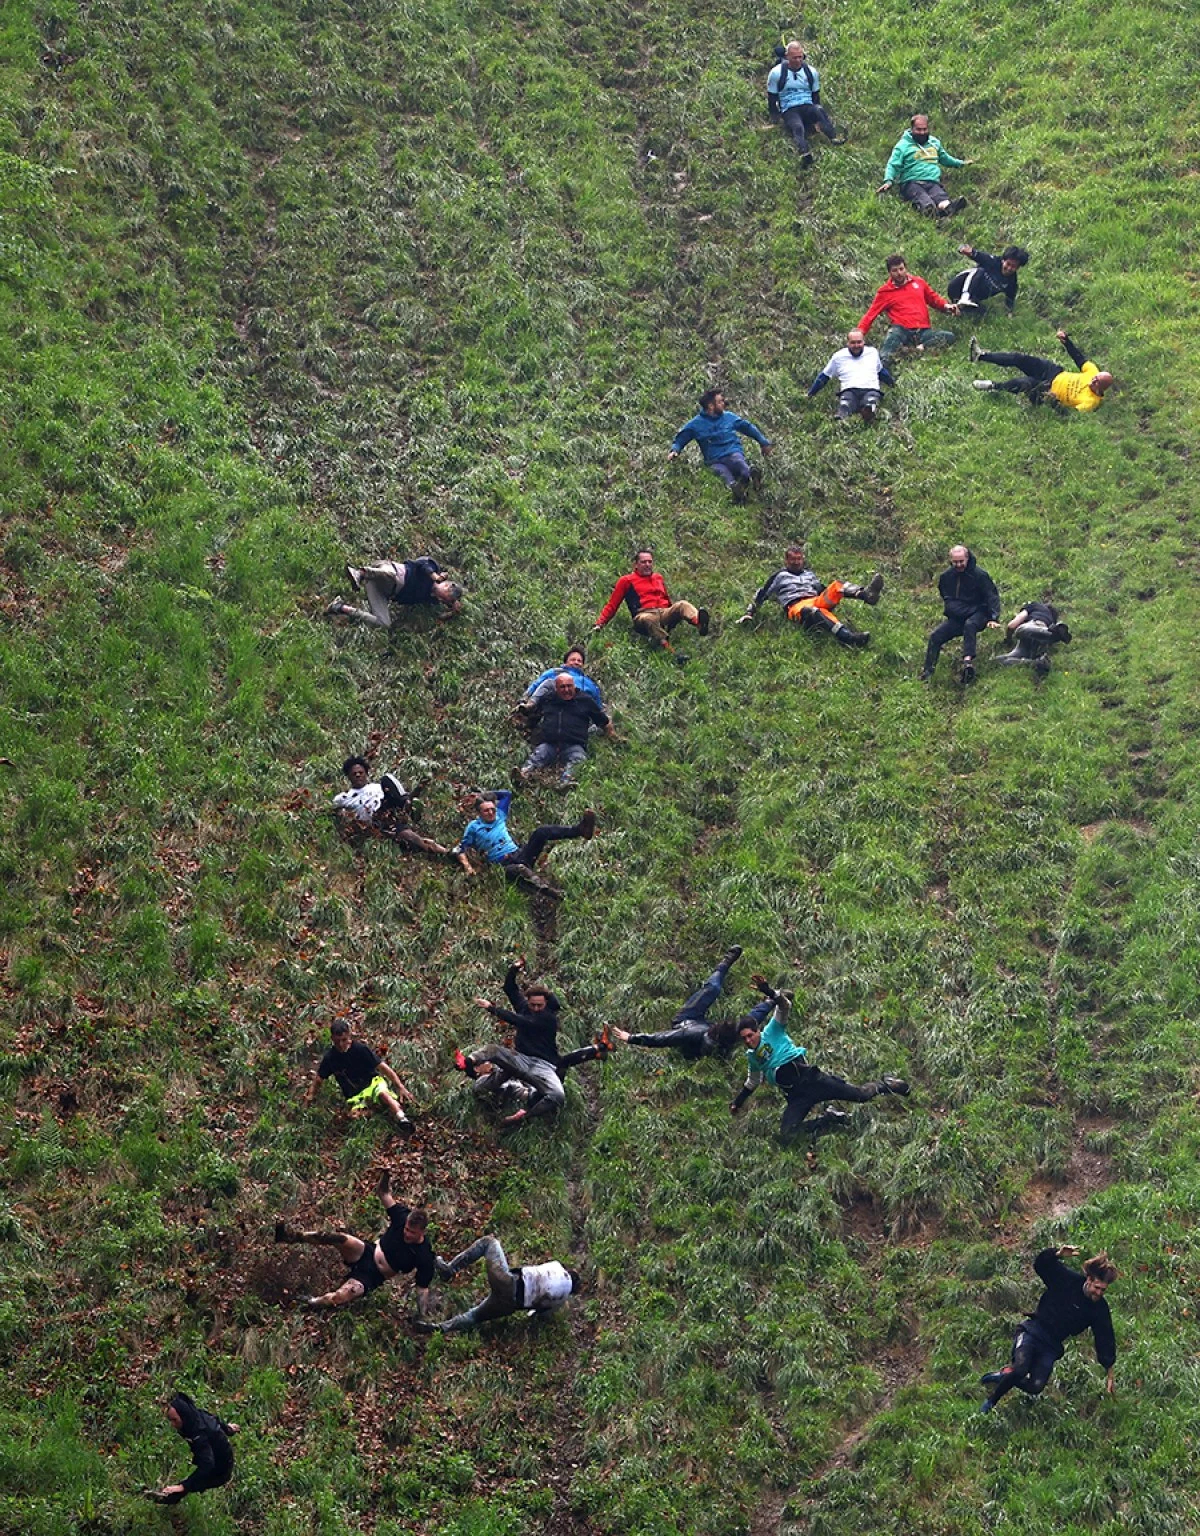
[1056,331,1089,370]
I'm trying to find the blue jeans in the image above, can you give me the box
[522,742,587,781]
[708,451,751,489]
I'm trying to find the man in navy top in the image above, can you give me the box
[669,389,773,503]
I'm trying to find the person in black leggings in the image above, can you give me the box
[970,330,1113,411]
[980,1246,1117,1413]
[453,792,597,896]
[615,946,754,1059]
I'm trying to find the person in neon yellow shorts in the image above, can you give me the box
[305,1019,415,1137]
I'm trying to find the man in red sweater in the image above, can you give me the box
[594,549,710,655]
[859,254,960,366]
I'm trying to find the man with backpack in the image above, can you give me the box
[766,41,845,167]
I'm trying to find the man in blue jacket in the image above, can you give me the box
[766,41,845,167]
[669,389,773,503]
[920,544,1001,685]
[730,977,908,1142]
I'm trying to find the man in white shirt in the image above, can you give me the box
[420,1235,580,1332]
[807,329,895,423]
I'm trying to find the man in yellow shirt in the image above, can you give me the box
[970,330,1112,411]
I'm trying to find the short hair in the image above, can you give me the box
[524,984,554,1003]
[404,1208,429,1232]
[1083,1252,1118,1285]
[885,252,906,272]
[698,388,723,411]
[567,1268,582,1293]
[635,547,654,561]
[330,1019,350,1037]
[735,1014,761,1037]
[436,581,464,605]
[343,755,369,778]
[476,795,497,812]
[786,544,806,557]
[563,645,586,665]
[1001,245,1030,267]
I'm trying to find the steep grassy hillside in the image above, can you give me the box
[2,1,1199,1533]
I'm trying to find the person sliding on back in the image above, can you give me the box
[615,945,755,1059]
[594,549,709,660]
[971,330,1113,411]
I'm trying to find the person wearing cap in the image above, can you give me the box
[970,330,1113,411]
[274,1171,438,1313]
[730,976,910,1142]
[145,1393,238,1503]
[324,556,463,625]
[807,330,895,423]
[305,1020,415,1136]
[419,1234,581,1332]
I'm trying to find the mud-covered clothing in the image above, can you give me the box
[166,1394,235,1502]
[318,1040,383,1099]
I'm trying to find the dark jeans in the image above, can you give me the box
[979,336,1086,397]
[899,178,949,215]
[780,103,836,154]
[836,387,881,419]
[708,450,751,489]
[986,1326,1059,1403]
[924,610,989,671]
[774,1059,879,1141]
[503,819,587,869]
[523,742,587,781]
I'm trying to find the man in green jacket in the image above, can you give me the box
[730,977,909,1141]
[877,114,972,218]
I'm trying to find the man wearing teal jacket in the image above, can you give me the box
[730,977,910,1141]
[877,114,971,219]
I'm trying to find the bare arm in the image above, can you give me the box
[304,1072,324,1105]
[378,1060,414,1102]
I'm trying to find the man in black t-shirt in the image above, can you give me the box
[305,1020,415,1137]
[275,1171,440,1314]
[995,599,1071,675]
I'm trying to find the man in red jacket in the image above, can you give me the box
[594,549,710,655]
[859,254,960,366]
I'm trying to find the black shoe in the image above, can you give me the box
[941,196,967,217]
[980,1371,1004,1385]
[696,608,710,636]
[275,1221,301,1243]
[721,945,744,969]
[800,151,814,169]
[862,572,884,606]
[749,465,764,492]
[1033,656,1051,676]
[879,1075,910,1096]
[830,128,848,145]
[918,669,932,683]
[434,1256,456,1280]
[731,480,748,505]
[961,662,976,685]
[376,1169,392,1198]
[579,808,597,839]
[673,652,690,666]
[838,628,870,648]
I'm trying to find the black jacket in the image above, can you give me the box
[964,248,1019,313]
[491,965,561,1064]
[395,556,444,606]
[1024,1249,1116,1366]
[938,550,1000,622]
[530,692,609,749]
[167,1393,235,1502]
[628,1021,730,1060]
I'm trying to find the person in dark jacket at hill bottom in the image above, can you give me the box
[615,945,763,1059]
[730,976,910,1142]
[594,549,709,657]
[948,245,1029,315]
[920,545,1001,685]
[668,389,773,503]
[995,599,1071,676]
[980,1246,1118,1413]
[275,1170,438,1312]
[324,555,463,626]
[517,673,615,785]
[737,544,883,648]
[146,1392,238,1503]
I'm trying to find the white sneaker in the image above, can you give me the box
[972,380,994,391]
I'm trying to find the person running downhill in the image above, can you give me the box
[730,976,909,1142]
[453,793,597,898]
[305,1020,416,1137]
[145,1393,238,1504]
[615,946,766,1059]
[980,1246,1118,1413]
[859,255,960,367]
[877,113,971,218]
[919,544,1001,685]
[418,1234,581,1333]
[668,390,773,504]
[737,545,883,649]
[275,1171,438,1314]
[971,330,1113,411]
[594,549,710,658]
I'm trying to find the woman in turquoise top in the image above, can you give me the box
[730,978,911,1141]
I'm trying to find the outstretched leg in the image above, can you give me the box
[982,1328,1058,1410]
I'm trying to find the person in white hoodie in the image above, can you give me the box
[421,1235,580,1333]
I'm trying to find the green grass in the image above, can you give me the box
[1,0,1200,1532]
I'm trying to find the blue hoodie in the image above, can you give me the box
[671,409,770,465]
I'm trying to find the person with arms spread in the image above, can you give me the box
[668,390,773,504]
[971,330,1113,411]
[454,792,597,897]
[594,549,709,658]
[859,254,960,367]
[305,1019,415,1137]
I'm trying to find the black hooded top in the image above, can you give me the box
[486,964,562,1064]
[168,1392,236,1499]
[1024,1249,1116,1366]
[937,550,1000,621]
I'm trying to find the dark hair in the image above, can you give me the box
[698,387,723,411]
[343,755,370,778]
[524,983,561,1013]
[885,252,906,271]
[405,1208,429,1232]
[476,794,497,812]
[435,581,464,605]
[1083,1252,1118,1285]
[706,1019,741,1054]
[734,1014,761,1037]
[331,1019,350,1037]
[563,645,586,665]
[786,544,806,557]
[1001,245,1030,267]
[567,1268,582,1293]
[635,547,654,562]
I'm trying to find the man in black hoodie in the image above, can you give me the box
[614,946,759,1060]
[457,959,574,1123]
[517,673,615,785]
[920,545,1001,684]
[146,1392,237,1503]
[980,1246,1118,1413]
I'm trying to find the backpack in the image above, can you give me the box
[770,45,816,95]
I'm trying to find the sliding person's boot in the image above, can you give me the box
[879,1075,910,1096]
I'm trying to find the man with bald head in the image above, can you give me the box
[971,330,1113,412]
[518,672,614,784]
[807,330,895,423]
[766,41,845,166]
[920,545,1001,685]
